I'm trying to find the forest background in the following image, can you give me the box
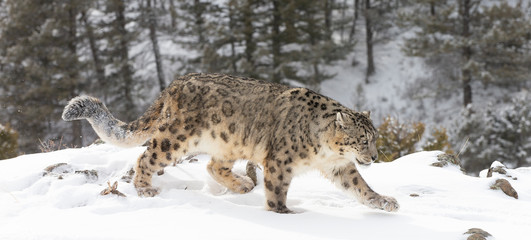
[0,0,529,174]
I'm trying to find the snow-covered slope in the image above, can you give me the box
[321,31,431,125]
[1,145,529,240]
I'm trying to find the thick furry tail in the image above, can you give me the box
[62,96,154,147]
[62,96,106,121]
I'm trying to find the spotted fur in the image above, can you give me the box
[63,73,399,213]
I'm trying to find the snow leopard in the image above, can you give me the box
[62,73,399,213]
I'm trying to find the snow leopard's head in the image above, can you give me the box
[333,111,378,166]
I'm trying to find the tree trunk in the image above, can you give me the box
[354,0,359,20]
[462,69,472,106]
[193,0,205,44]
[243,0,256,78]
[114,0,135,119]
[147,0,166,92]
[81,11,106,100]
[228,2,238,74]
[271,0,282,83]
[168,0,177,30]
[340,0,346,42]
[349,0,359,43]
[461,0,472,107]
[324,0,333,40]
[313,62,321,86]
[67,3,82,148]
[308,14,320,86]
[364,0,375,83]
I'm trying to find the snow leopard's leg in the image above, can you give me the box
[207,158,255,194]
[263,156,294,214]
[134,136,187,197]
[322,162,399,212]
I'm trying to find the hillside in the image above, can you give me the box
[1,144,530,240]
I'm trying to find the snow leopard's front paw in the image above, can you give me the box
[367,195,399,212]
[136,186,160,197]
[230,175,256,194]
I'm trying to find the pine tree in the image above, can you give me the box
[361,0,396,83]
[168,0,178,30]
[280,0,351,88]
[175,0,353,86]
[364,0,375,82]
[240,0,259,78]
[488,93,531,168]
[100,0,139,121]
[80,5,106,100]
[477,2,531,89]
[203,0,270,79]
[145,0,167,92]
[401,0,531,107]
[213,0,266,78]
[0,0,87,152]
[177,0,222,73]
[348,0,361,43]
[454,91,531,173]
[269,0,283,82]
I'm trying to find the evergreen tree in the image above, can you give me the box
[239,0,259,78]
[168,0,178,30]
[212,0,266,78]
[361,0,396,83]
[280,0,351,88]
[0,0,87,152]
[145,0,167,92]
[179,0,270,79]
[348,0,361,43]
[454,91,531,173]
[269,0,284,83]
[364,0,375,82]
[477,2,531,89]
[100,0,139,121]
[401,0,531,107]
[177,0,223,73]
[80,4,106,100]
[176,0,352,87]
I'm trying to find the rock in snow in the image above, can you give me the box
[464,228,492,240]
[490,179,518,199]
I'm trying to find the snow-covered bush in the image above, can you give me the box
[376,116,454,162]
[0,123,18,160]
[376,116,425,162]
[422,127,454,154]
[454,91,531,173]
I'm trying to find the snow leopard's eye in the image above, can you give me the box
[362,140,368,145]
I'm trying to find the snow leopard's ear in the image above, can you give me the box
[361,111,371,118]
[336,112,347,128]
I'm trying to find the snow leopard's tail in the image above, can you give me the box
[62,96,160,147]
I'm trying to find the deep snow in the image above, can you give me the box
[1,144,530,240]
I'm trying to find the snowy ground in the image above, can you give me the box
[1,144,530,240]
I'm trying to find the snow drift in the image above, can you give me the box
[1,144,530,240]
